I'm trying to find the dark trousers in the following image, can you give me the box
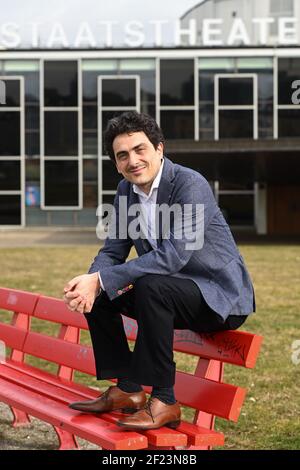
[85,274,247,388]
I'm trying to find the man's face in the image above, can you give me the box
[113,131,163,194]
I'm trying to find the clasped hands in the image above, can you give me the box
[63,272,100,314]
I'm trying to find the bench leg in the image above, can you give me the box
[10,407,31,427]
[54,427,79,450]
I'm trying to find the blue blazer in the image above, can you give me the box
[89,157,255,321]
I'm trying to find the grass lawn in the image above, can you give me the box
[0,244,300,449]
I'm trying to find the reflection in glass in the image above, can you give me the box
[0,112,20,156]
[160,60,194,105]
[0,195,21,225]
[0,161,20,190]
[44,161,79,206]
[219,77,253,106]
[44,61,78,107]
[219,110,253,139]
[160,111,194,139]
[44,111,78,156]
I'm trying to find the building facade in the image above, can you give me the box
[0,0,300,234]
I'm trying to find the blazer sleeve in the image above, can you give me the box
[88,182,133,275]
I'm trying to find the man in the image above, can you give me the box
[63,111,255,431]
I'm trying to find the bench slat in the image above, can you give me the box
[34,297,88,330]
[23,331,96,375]
[0,323,28,351]
[0,376,148,450]
[0,288,38,315]
[174,371,246,422]
[123,316,263,368]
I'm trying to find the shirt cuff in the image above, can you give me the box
[98,272,105,291]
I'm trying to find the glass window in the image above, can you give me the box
[83,158,97,182]
[102,159,122,190]
[160,111,194,139]
[102,194,116,206]
[26,159,40,182]
[219,77,253,106]
[0,112,20,156]
[26,131,40,157]
[44,111,78,156]
[278,109,300,137]
[101,78,136,107]
[44,61,78,107]
[1,79,20,106]
[0,195,21,225]
[26,106,39,130]
[218,194,254,226]
[199,103,214,139]
[198,58,235,71]
[83,69,117,103]
[83,131,97,156]
[160,60,194,105]
[83,105,97,130]
[101,111,124,154]
[83,159,98,207]
[24,72,39,104]
[119,66,155,116]
[44,161,78,206]
[0,161,20,190]
[219,110,253,139]
[83,184,97,207]
[278,58,300,105]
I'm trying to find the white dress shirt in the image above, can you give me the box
[132,158,164,249]
[99,158,164,291]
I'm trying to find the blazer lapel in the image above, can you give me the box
[156,158,175,245]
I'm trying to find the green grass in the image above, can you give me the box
[0,244,300,449]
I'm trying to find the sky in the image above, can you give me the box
[0,0,205,47]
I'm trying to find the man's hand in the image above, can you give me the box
[63,273,100,314]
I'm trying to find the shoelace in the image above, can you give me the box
[143,398,155,423]
[101,386,113,401]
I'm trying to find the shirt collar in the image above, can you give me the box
[133,158,164,199]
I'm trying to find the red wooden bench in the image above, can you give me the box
[0,287,262,450]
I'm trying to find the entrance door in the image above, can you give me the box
[0,76,25,226]
[97,75,140,207]
[268,185,300,235]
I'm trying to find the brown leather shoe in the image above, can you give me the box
[117,397,181,430]
[69,386,147,414]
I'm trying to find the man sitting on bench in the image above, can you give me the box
[63,111,255,431]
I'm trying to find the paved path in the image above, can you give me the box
[0,229,101,247]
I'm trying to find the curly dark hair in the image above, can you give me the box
[104,111,165,161]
